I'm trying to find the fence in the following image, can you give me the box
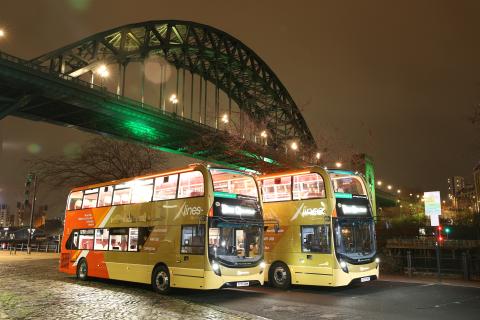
[382,248,480,280]
[0,242,59,253]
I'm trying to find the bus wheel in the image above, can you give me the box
[152,265,171,294]
[76,259,88,281]
[270,262,291,289]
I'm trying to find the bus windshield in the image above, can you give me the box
[208,222,263,266]
[334,218,375,259]
[210,169,258,199]
[330,173,367,196]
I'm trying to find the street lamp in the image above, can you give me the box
[97,65,109,87]
[260,130,267,138]
[290,142,298,151]
[97,64,109,78]
[315,152,321,160]
[221,113,229,124]
[169,94,179,104]
[335,162,342,168]
[0,29,5,38]
[387,185,392,190]
[397,189,401,194]
[377,180,382,186]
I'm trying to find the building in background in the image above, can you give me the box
[474,163,480,213]
[455,184,476,212]
[16,202,26,226]
[448,176,465,196]
[0,204,15,227]
[448,176,466,210]
[33,205,48,228]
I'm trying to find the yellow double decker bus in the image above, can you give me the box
[60,164,265,293]
[259,167,379,288]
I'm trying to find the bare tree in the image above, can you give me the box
[28,137,168,187]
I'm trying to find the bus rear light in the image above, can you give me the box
[208,207,214,217]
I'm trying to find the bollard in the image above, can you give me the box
[407,250,412,277]
[21,243,24,251]
[462,252,469,280]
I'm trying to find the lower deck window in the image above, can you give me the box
[109,228,129,251]
[65,227,152,252]
[94,229,109,250]
[301,225,330,253]
[181,225,205,254]
[78,229,94,250]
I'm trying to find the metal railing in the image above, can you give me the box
[0,51,232,135]
[0,242,59,253]
[382,250,480,280]
[386,238,480,249]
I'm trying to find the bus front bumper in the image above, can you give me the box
[332,263,379,287]
[203,269,265,290]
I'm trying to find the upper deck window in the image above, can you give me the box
[82,188,99,209]
[330,174,366,196]
[153,174,178,201]
[210,169,258,199]
[178,171,204,198]
[112,183,132,205]
[262,176,292,202]
[98,186,113,207]
[67,191,84,210]
[131,179,154,204]
[293,173,325,200]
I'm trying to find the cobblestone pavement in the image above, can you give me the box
[0,253,264,320]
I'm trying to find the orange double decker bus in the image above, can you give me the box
[60,164,265,293]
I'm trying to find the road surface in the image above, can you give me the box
[0,253,478,320]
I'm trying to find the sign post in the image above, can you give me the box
[424,191,442,281]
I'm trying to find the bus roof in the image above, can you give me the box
[258,166,327,180]
[70,163,203,192]
[69,164,256,193]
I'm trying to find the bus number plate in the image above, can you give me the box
[360,277,370,282]
[237,281,250,287]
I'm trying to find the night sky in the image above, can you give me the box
[1,0,480,217]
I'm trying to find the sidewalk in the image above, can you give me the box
[0,251,59,261]
[380,273,480,289]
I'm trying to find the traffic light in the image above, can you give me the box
[437,225,444,242]
[445,227,451,234]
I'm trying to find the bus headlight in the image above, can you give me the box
[259,261,266,274]
[375,257,380,264]
[339,260,349,273]
[212,261,221,276]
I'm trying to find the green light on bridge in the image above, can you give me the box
[124,120,158,141]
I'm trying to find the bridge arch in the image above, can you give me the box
[32,20,316,151]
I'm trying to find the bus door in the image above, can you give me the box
[173,224,206,289]
[296,216,334,286]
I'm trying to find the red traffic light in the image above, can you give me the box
[437,226,442,231]
[438,236,444,241]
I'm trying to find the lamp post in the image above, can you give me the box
[169,94,179,114]
[26,173,38,255]
[97,65,109,87]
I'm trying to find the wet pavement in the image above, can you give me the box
[1,253,480,320]
[0,253,262,320]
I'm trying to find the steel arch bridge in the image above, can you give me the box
[0,20,316,170]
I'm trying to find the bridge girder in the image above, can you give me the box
[32,20,316,150]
